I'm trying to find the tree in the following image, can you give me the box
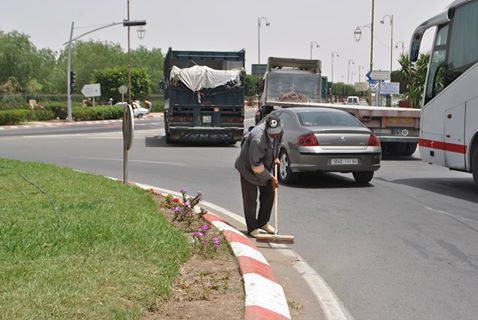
[131,46,164,94]
[244,75,260,97]
[92,67,152,102]
[398,53,430,108]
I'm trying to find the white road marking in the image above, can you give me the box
[76,157,186,166]
[425,207,478,225]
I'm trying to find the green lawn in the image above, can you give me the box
[0,159,189,319]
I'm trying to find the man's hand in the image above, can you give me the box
[274,158,281,166]
[271,176,279,189]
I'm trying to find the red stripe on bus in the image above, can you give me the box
[419,139,467,154]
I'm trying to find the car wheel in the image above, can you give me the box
[137,113,143,118]
[353,171,374,184]
[278,149,297,184]
[472,146,478,189]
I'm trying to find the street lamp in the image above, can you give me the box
[63,17,146,122]
[347,59,355,84]
[310,41,320,59]
[257,16,270,64]
[380,14,394,74]
[331,51,339,83]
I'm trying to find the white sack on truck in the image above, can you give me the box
[170,65,243,102]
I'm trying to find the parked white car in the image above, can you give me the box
[115,101,150,118]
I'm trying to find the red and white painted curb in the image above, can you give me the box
[133,182,291,320]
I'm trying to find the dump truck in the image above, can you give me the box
[163,48,246,144]
[257,57,420,156]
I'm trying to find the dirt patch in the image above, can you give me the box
[145,194,244,320]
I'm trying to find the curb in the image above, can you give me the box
[136,183,291,320]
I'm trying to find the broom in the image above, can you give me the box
[256,163,295,244]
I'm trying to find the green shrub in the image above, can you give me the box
[72,106,123,121]
[0,109,30,125]
[31,109,54,121]
[0,94,28,110]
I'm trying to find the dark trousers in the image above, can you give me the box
[240,176,275,233]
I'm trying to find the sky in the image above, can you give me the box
[0,0,452,83]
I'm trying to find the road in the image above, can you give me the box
[1,117,478,320]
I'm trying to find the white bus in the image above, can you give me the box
[410,0,478,187]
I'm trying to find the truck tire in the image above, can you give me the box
[278,149,297,184]
[404,143,418,156]
[352,171,374,184]
[472,146,478,189]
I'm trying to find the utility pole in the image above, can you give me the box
[66,22,74,122]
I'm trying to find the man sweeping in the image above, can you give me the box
[235,114,283,238]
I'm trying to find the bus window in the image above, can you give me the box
[425,25,448,103]
[448,1,478,78]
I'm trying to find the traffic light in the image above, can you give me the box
[70,71,76,92]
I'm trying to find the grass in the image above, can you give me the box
[0,159,190,319]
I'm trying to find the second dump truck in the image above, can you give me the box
[163,48,246,144]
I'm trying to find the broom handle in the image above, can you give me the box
[274,163,278,235]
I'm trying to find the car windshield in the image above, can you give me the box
[297,111,362,127]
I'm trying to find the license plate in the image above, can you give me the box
[202,115,212,123]
[331,158,359,165]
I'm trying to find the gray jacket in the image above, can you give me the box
[235,122,282,186]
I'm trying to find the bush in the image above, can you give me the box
[72,106,123,121]
[31,109,54,121]
[0,94,28,110]
[0,109,30,125]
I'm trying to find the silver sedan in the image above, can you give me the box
[272,107,381,184]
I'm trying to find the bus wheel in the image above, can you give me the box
[472,147,478,189]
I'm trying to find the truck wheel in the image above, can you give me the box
[278,149,297,184]
[353,171,374,184]
[404,143,418,156]
[472,147,478,189]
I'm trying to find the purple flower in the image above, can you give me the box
[211,236,221,248]
[200,224,210,231]
[180,189,187,194]
[185,201,191,207]
[191,231,204,238]
[173,206,181,213]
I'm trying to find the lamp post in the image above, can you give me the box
[63,17,146,122]
[380,14,394,74]
[331,51,339,83]
[310,41,320,59]
[257,16,270,64]
[347,59,355,84]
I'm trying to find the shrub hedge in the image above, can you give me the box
[0,106,124,125]
[0,109,31,125]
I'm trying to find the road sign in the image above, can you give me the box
[123,104,134,151]
[118,85,128,94]
[379,82,400,95]
[81,83,101,98]
[355,82,369,92]
[370,70,391,81]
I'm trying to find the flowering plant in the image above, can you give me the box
[191,224,223,258]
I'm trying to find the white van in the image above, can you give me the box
[346,96,360,105]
